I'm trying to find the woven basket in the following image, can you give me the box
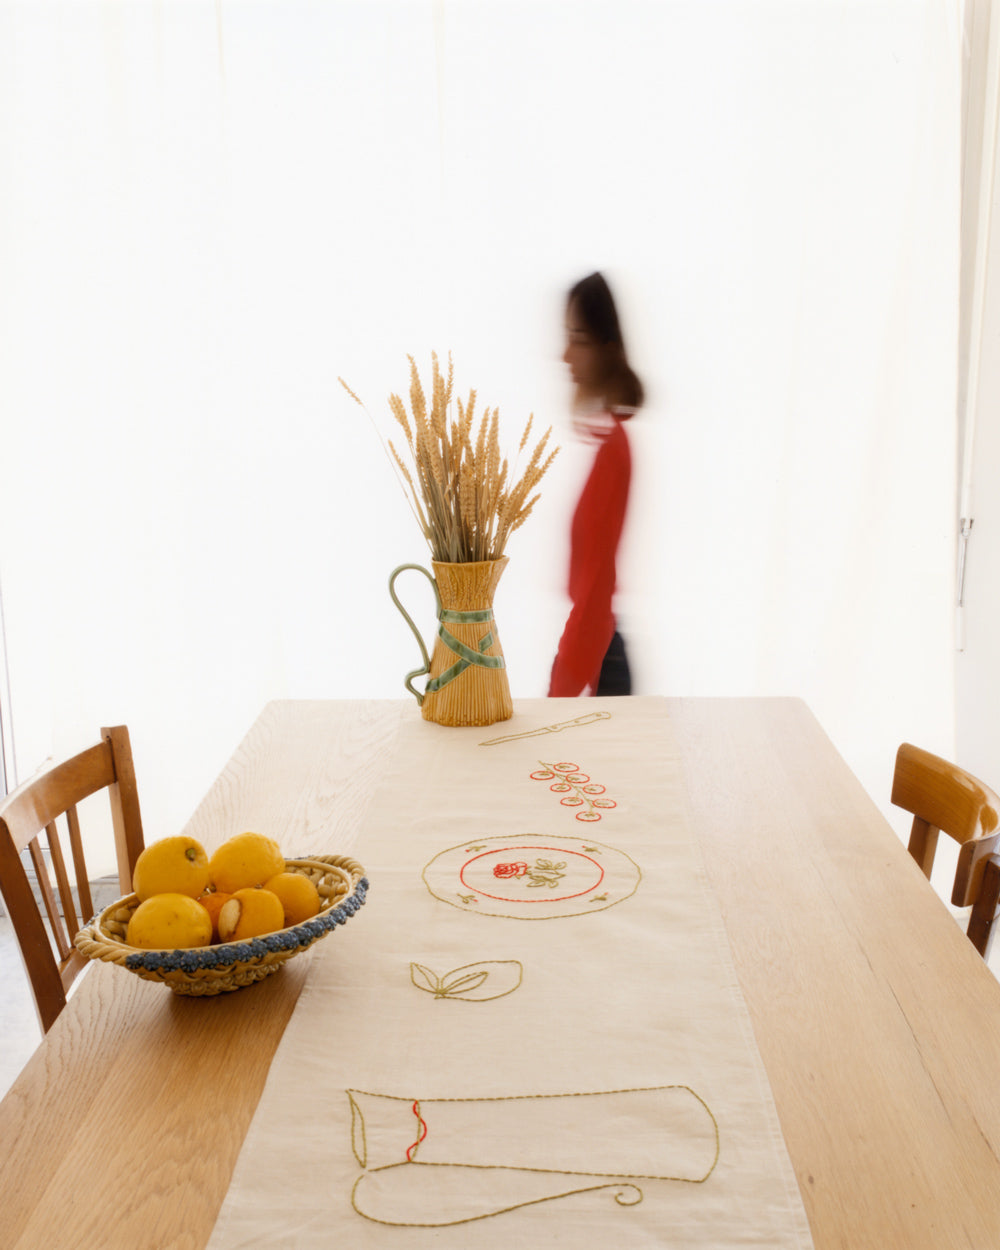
[73,854,368,996]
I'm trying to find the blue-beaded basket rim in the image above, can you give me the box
[75,854,368,978]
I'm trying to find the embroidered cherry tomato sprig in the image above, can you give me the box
[529,762,617,822]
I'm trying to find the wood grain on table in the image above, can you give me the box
[0,700,403,1250]
[3,697,1000,1249]
[674,698,1000,1249]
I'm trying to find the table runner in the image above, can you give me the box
[208,697,813,1248]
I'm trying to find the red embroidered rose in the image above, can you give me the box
[493,861,528,879]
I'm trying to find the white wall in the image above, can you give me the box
[0,1,959,868]
[956,1,1000,872]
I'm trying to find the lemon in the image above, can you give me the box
[217,887,286,942]
[126,893,214,950]
[209,832,285,894]
[132,836,210,902]
[265,871,321,926]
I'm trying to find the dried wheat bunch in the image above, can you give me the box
[340,353,558,562]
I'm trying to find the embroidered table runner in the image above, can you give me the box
[208,697,814,1248]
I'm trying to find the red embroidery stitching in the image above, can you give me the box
[530,762,617,821]
[493,861,529,879]
[406,1100,428,1162]
[460,845,604,904]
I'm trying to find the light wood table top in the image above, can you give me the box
[2,697,999,1249]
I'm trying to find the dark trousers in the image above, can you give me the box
[595,631,631,696]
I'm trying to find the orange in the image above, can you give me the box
[264,871,321,926]
[198,891,233,943]
[132,836,210,902]
[127,893,213,950]
[217,887,285,942]
[208,832,285,894]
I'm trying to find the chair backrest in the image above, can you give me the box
[891,742,1000,954]
[0,725,144,1033]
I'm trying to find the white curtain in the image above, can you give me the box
[0,0,959,866]
[955,0,1000,797]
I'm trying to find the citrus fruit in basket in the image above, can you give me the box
[209,832,285,893]
[132,836,210,902]
[265,871,321,926]
[197,890,233,943]
[127,893,214,950]
[217,886,286,942]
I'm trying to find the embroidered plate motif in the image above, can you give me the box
[422,834,641,919]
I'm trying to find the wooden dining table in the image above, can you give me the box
[2,696,1000,1249]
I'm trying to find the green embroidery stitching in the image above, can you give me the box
[410,960,524,1002]
[479,710,612,746]
[523,858,567,889]
[347,1085,721,1227]
[351,1173,644,1227]
[347,1090,368,1168]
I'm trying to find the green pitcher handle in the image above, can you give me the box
[388,564,441,706]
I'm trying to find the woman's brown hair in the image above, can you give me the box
[568,271,644,411]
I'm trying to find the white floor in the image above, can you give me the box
[0,917,43,1099]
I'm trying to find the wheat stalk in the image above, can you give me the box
[341,355,558,562]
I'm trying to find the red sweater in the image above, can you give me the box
[548,414,631,696]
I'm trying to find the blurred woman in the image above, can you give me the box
[548,271,644,697]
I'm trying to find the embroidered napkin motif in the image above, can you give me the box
[347,1085,720,1228]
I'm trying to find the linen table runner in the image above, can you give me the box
[208,697,813,1248]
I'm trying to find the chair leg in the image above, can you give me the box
[968,855,1000,960]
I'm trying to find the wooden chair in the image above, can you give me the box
[891,742,1000,959]
[0,725,144,1033]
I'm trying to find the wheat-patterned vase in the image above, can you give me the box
[389,558,514,727]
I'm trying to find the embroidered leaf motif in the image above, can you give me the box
[410,963,441,995]
[524,858,567,888]
[410,960,524,1001]
[441,969,490,996]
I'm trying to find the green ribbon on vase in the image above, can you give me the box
[426,607,506,695]
[388,565,507,705]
